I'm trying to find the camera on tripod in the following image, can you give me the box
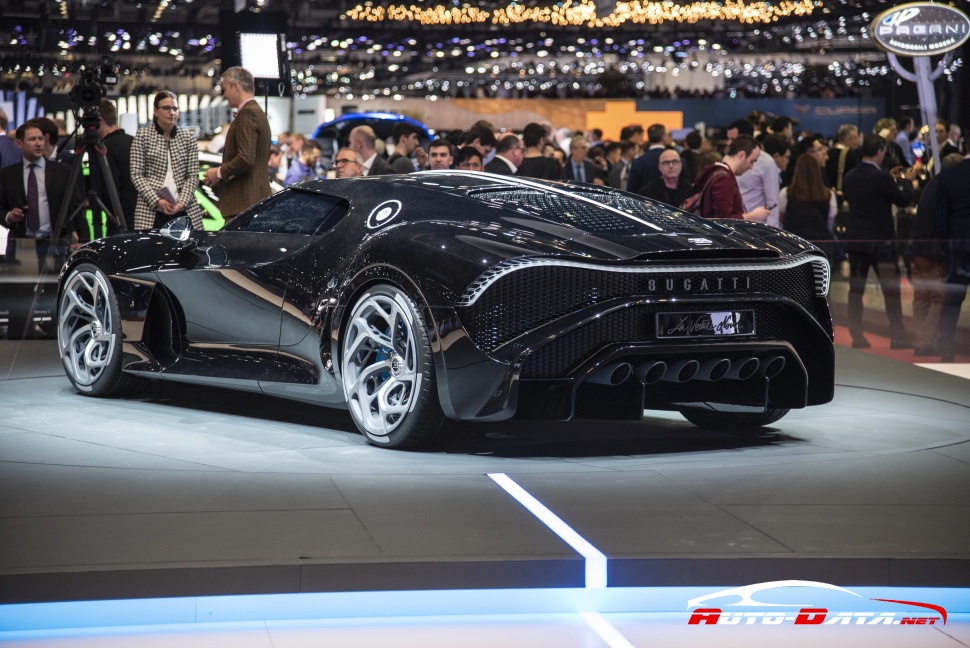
[57,57,127,237]
[68,57,119,113]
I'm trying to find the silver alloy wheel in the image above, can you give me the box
[58,268,117,390]
[341,290,422,442]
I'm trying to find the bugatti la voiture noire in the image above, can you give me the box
[57,171,834,449]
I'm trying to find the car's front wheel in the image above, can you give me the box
[679,407,790,430]
[58,263,145,396]
[340,285,445,449]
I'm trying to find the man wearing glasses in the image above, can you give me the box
[202,66,272,221]
[333,148,363,178]
[640,149,693,208]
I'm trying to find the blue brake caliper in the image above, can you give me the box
[374,321,392,381]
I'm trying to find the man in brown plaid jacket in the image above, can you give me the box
[202,66,272,220]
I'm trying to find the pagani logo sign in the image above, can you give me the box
[870,3,970,56]
[366,200,403,229]
[645,275,752,293]
[687,581,948,627]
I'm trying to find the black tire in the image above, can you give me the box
[679,407,790,430]
[57,263,146,397]
[340,285,445,449]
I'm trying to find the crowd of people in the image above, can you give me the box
[1,67,968,358]
[270,109,966,361]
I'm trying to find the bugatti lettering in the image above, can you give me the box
[645,276,752,292]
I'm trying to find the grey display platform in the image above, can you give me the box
[1,340,968,604]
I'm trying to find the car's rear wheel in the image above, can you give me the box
[679,407,790,430]
[340,285,445,449]
[58,263,145,396]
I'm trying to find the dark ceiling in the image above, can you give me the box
[0,0,896,96]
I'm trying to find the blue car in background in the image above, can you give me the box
[312,112,433,164]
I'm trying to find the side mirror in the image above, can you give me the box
[159,216,193,244]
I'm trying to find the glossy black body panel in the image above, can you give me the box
[58,171,835,425]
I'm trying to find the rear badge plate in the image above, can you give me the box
[656,310,755,338]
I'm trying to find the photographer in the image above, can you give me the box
[96,98,137,233]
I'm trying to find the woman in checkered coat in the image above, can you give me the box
[130,91,204,231]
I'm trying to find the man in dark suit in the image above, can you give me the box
[607,140,637,190]
[0,107,23,264]
[679,130,704,182]
[0,108,22,170]
[484,134,523,176]
[349,125,394,176]
[626,123,667,193]
[843,134,917,349]
[202,66,272,220]
[934,156,970,361]
[0,122,85,272]
[906,153,964,357]
[940,122,962,158]
[826,124,861,203]
[562,135,602,185]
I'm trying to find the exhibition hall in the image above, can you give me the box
[0,0,968,646]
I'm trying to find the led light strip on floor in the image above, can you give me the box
[488,472,608,590]
[2,472,968,644]
[486,473,633,644]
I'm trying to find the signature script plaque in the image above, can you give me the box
[656,310,756,338]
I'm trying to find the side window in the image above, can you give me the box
[226,189,348,235]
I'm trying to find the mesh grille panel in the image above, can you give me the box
[519,302,823,380]
[460,263,819,352]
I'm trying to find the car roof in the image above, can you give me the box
[311,112,432,140]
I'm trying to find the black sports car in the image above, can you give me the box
[56,171,834,448]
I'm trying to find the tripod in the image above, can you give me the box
[54,110,127,240]
[14,111,128,341]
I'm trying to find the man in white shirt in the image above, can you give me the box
[738,135,790,228]
[895,117,916,166]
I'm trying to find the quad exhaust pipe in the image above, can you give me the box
[587,361,634,386]
[763,355,786,379]
[637,360,667,385]
[661,359,700,383]
[726,357,760,381]
[695,358,732,382]
[588,355,787,387]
